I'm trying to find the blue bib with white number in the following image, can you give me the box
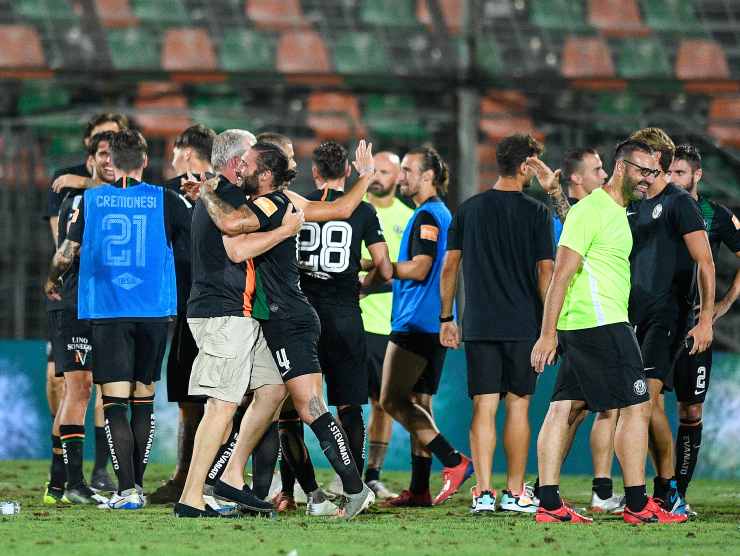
[78,183,177,319]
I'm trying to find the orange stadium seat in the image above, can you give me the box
[477,142,499,191]
[561,36,615,79]
[588,0,648,37]
[134,82,191,138]
[94,0,138,28]
[479,92,544,142]
[306,92,366,142]
[675,39,730,80]
[0,25,46,69]
[707,96,740,148]
[277,29,332,74]
[416,0,463,34]
[161,28,218,72]
[246,0,306,30]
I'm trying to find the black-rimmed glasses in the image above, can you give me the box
[623,159,661,178]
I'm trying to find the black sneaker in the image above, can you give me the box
[90,468,117,492]
[65,483,109,505]
[213,480,274,514]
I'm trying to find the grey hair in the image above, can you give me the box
[211,129,256,170]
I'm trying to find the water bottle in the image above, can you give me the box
[1,500,20,515]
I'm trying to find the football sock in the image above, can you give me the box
[539,485,562,511]
[409,454,432,495]
[338,406,366,476]
[652,476,671,501]
[675,418,702,497]
[425,434,462,468]
[50,434,66,489]
[533,476,540,499]
[625,485,648,513]
[309,412,363,495]
[365,440,388,483]
[592,477,613,500]
[251,421,279,500]
[279,448,297,498]
[103,396,135,492]
[279,411,319,494]
[59,424,85,489]
[130,396,155,488]
[206,406,244,487]
[93,426,110,473]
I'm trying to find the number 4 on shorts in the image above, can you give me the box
[276,348,291,375]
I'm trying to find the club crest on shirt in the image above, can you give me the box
[633,379,647,396]
[652,204,663,219]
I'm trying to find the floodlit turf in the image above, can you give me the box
[1,461,738,556]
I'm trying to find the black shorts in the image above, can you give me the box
[91,320,169,385]
[48,309,93,376]
[261,311,321,382]
[634,317,680,389]
[366,332,389,400]
[389,331,446,395]
[673,344,712,404]
[465,340,537,398]
[552,322,649,412]
[166,314,203,403]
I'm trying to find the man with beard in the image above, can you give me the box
[531,140,687,525]
[668,144,739,512]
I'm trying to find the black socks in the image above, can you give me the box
[60,424,85,489]
[103,396,135,492]
[592,477,613,500]
[251,421,279,500]
[131,396,155,488]
[539,485,562,511]
[309,412,363,495]
[625,485,648,513]
[426,434,462,468]
[93,426,110,473]
[279,411,319,494]
[206,406,244,487]
[409,454,432,495]
[653,476,672,501]
[675,419,702,497]
[50,434,66,490]
[338,406,365,476]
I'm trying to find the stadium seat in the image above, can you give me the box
[219,28,276,72]
[530,0,588,30]
[276,30,332,74]
[561,37,615,79]
[306,92,366,142]
[131,0,189,24]
[593,91,645,131]
[332,31,390,75]
[134,82,191,137]
[416,0,463,34]
[588,0,648,37]
[106,27,160,69]
[640,0,698,32]
[246,0,306,30]
[675,39,730,80]
[162,28,217,72]
[475,37,504,77]
[477,142,499,191]
[365,94,429,142]
[13,0,80,21]
[360,0,418,26]
[94,0,138,28]
[615,37,671,78]
[191,95,252,133]
[707,96,740,148]
[0,25,46,69]
[17,80,71,115]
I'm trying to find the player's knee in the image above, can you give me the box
[545,400,572,423]
[254,383,287,408]
[379,392,399,416]
[679,402,703,422]
[67,377,93,404]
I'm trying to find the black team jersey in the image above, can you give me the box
[56,192,84,313]
[298,188,385,308]
[448,189,553,341]
[163,174,196,314]
[627,183,705,324]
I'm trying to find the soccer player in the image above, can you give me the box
[379,146,471,507]
[627,128,714,514]
[44,132,116,505]
[194,140,378,519]
[45,130,191,510]
[668,144,739,510]
[298,141,392,496]
[150,124,216,505]
[531,139,687,525]
[362,151,412,500]
[440,134,554,514]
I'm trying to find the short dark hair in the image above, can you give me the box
[257,132,292,151]
[407,145,449,195]
[84,112,129,141]
[174,124,215,162]
[561,148,598,187]
[613,139,654,164]
[111,129,147,172]
[496,134,544,177]
[87,131,115,156]
[313,141,348,181]
[674,144,702,172]
[253,141,297,188]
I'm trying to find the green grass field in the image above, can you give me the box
[1,461,739,556]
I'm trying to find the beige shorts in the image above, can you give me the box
[187,316,282,403]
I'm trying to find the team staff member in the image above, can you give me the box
[379,147,471,508]
[45,130,191,510]
[531,139,686,525]
[441,134,554,514]
[150,124,216,505]
[668,144,740,508]
[361,151,412,500]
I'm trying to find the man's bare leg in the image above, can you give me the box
[470,394,499,492]
[504,393,531,492]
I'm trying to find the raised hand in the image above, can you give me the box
[352,139,375,177]
[281,203,305,236]
[526,157,560,194]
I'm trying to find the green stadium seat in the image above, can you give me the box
[593,91,645,131]
[616,37,671,78]
[640,0,698,32]
[360,0,417,26]
[14,0,80,21]
[219,28,277,72]
[530,0,588,30]
[17,80,71,115]
[106,27,160,70]
[364,94,429,142]
[476,37,504,77]
[131,0,189,24]
[332,32,390,75]
[191,96,251,133]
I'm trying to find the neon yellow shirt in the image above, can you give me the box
[360,197,413,335]
[557,188,632,330]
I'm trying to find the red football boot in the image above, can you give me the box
[623,497,689,525]
[432,454,474,505]
[536,504,594,524]
[381,489,432,508]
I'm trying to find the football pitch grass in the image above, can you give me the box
[1,461,738,556]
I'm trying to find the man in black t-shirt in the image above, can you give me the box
[440,134,554,514]
[667,144,740,508]
[296,141,391,497]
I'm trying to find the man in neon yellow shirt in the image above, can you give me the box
[531,139,686,525]
[361,152,412,499]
